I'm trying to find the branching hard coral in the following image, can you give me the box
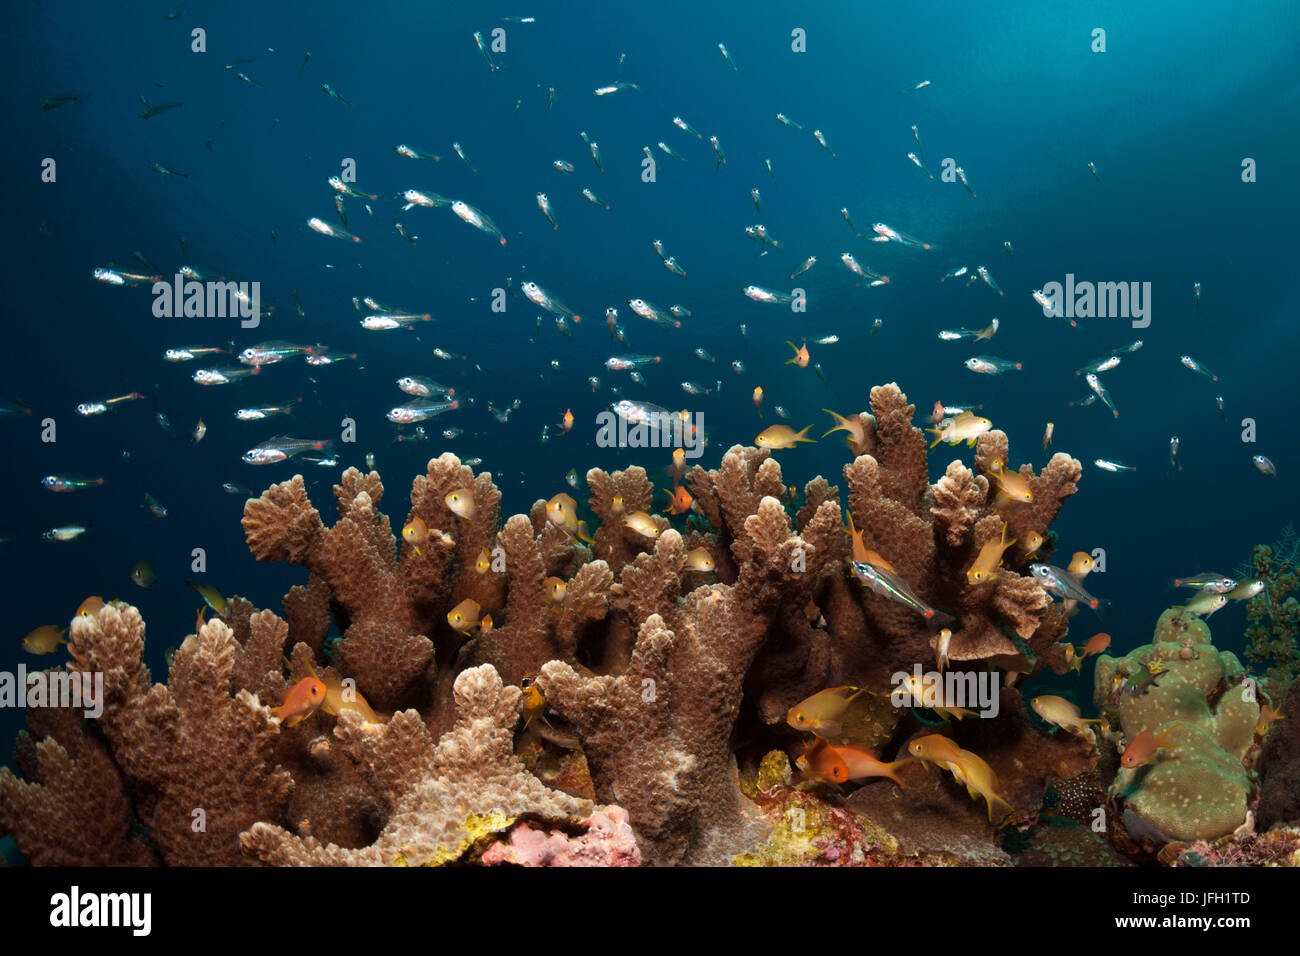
[243,471,437,710]
[241,665,594,865]
[538,496,842,866]
[7,390,1093,867]
[65,603,294,865]
[0,703,159,866]
[834,383,1080,687]
[458,514,613,687]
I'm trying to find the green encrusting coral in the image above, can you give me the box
[1094,609,1259,843]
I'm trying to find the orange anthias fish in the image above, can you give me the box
[785,339,810,368]
[560,408,574,433]
[272,677,327,727]
[1077,632,1111,660]
[795,737,849,783]
[787,685,864,738]
[966,520,1015,585]
[822,408,868,454]
[753,386,764,417]
[832,746,912,787]
[1121,725,1181,768]
[662,483,694,515]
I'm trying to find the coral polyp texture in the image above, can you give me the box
[1094,610,1260,844]
[2,383,1296,867]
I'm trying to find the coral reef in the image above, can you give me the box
[1159,825,1300,867]
[827,385,1081,688]
[1094,609,1259,843]
[1237,524,1300,688]
[242,666,593,865]
[3,382,1111,867]
[1012,817,1133,867]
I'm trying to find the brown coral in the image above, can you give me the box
[241,665,592,865]
[64,603,294,865]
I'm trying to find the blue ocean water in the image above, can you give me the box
[3,0,1297,759]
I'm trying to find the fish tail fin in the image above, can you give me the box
[796,426,816,443]
[883,763,910,788]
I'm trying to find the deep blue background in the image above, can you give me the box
[3,0,1297,759]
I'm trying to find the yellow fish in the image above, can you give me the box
[946,748,1015,822]
[844,512,894,570]
[755,424,815,449]
[402,515,428,555]
[1030,694,1100,739]
[447,598,482,635]
[966,521,1015,585]
[544,576,567,603]
[622,510,660,538]
[822,408,868,454]
[546,492,580,535]
[988,459,1033,504]
[475,546,492,574]
[22,625,67,655]
[186,581,229,617]
[685,547,716,572]
[321,679,384,724]
[926,410,991,449]
[1068,551,1096,576]
[787,685,864,738]
[445,488,475,521]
